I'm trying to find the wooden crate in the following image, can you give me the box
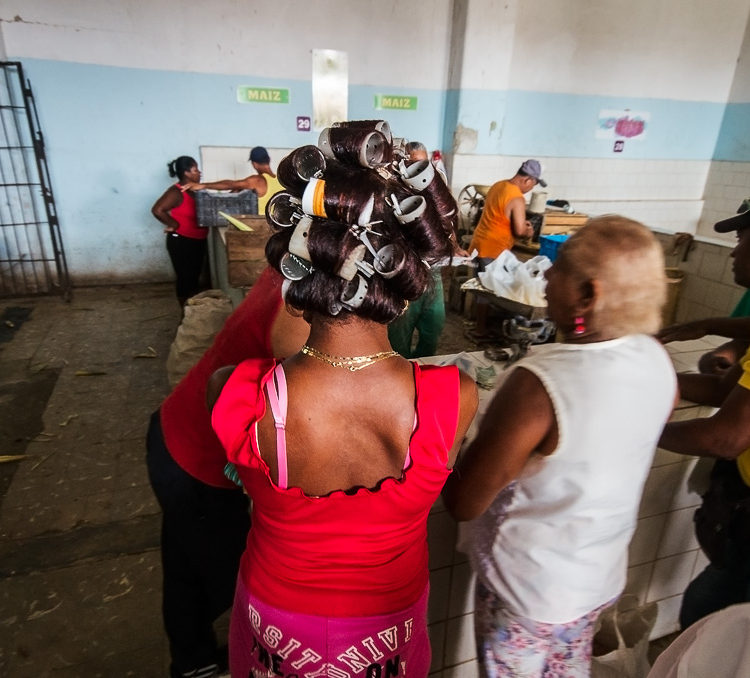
[225,216,272,287]
[541,211,588,236]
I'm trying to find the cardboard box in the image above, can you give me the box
[225,217,272,287]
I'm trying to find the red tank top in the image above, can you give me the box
[170,184,207,240]
[160,267,284,486]
[210,359,461,616]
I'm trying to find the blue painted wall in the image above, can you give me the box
[714,102,750,161]
[16,56,748,282]
[448,89,726,160]
[20,58,448,282]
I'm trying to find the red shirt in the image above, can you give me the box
[170,184,207,240]
[210,359,461,616]
[160,267,284,486]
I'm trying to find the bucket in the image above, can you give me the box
[662,267,684,327]
[529,191,548,213]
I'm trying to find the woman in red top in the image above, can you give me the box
[195,126,478,677]
[151,155,208,307]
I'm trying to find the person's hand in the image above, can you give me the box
[656,320,706,344]
[698,351,734,375]
[181,181,204,192]
[523,220,534,239]
[163,225,177,234]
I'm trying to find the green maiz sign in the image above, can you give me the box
[374,94,418,111]
[237,87,290,104]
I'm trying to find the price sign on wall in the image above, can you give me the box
[237,87,290,104]
[374,94,418,111]
[297,116,311,132]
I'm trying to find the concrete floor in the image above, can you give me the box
[0,282,475,677]
[0,282,681,677]
[0,284,180,677]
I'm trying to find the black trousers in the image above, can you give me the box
[146,410,250,676]
[680,459,750,629]
[166,233,207,300]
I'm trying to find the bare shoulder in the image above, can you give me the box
[246,174,268,195]
[484,365,550,422]
[458,369,479,417]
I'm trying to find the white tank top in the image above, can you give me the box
[469,335,676,623]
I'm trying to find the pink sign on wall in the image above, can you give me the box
[597,109,649,140]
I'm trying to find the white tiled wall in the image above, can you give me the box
[448,155,710,235]
[424,337,724,673]
[671,239,746,323]
[696,160,750,240]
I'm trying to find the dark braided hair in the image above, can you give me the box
[167,156,197,182]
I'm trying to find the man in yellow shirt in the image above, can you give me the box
[182,146,283,214]
[658,208,750,629]
[468,159,546,265]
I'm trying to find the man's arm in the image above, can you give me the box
[675,363,743,406]
[659,382,750,459]
[506,196,533,239]
[698,339,749,375]
[182,175,267,196]
[658,317,750,344]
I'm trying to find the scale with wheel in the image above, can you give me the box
[456,184,490,248]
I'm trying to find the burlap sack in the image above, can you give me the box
[166,290,232,387]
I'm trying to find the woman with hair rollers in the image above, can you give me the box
[151,155,207,308]
[180,122,478,676]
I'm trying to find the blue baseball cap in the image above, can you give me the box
[249,146,270,163]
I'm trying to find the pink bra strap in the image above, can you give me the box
[402,412,417,470]
[265,363,289,489]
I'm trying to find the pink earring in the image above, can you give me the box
[574,316,586,335]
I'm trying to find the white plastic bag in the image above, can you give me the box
[647,603,750,678]
[591,595,657,678]
[478,251,550,306]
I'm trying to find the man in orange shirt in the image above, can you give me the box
[469,159,546,265]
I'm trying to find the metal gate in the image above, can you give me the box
[0,61,70,299]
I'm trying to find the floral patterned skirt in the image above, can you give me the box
[475,581,610,678]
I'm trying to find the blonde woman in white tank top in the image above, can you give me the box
[444,216,679,678]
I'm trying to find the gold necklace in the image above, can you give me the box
[300,344,400,371]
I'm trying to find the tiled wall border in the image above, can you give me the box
[449,155,710,236]
[669,238,745,323]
